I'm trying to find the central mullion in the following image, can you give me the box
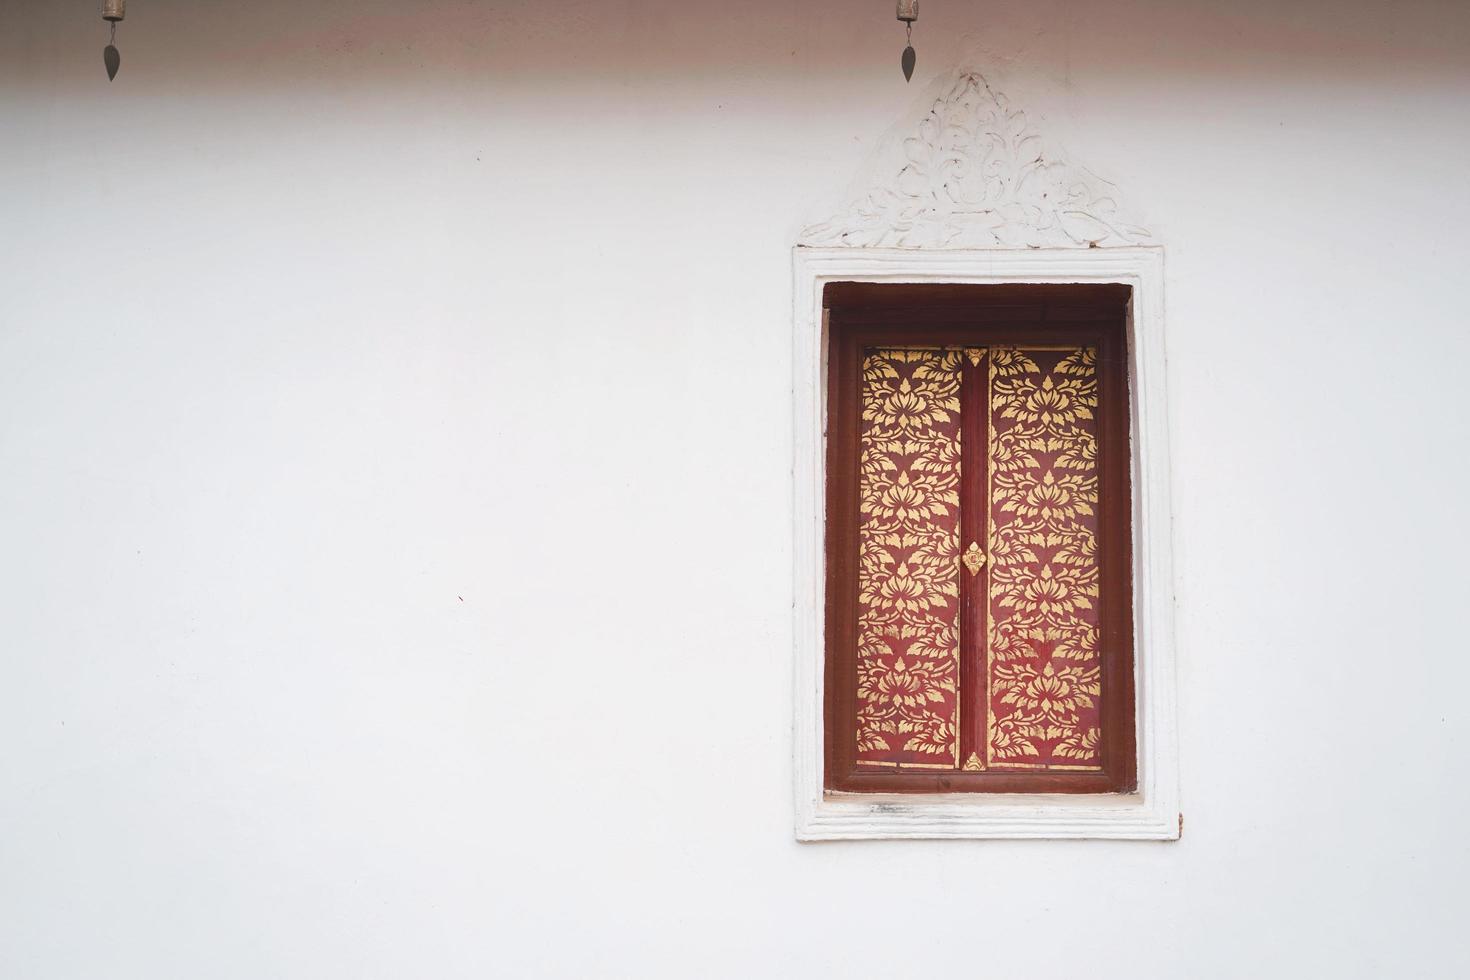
[958,348,989,771]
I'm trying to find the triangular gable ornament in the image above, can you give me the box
[801,71,1151,249]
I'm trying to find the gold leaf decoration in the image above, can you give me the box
[987,347,1103,769]
[856,348,962,768]
[962,541,985,576]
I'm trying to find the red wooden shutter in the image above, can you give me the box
[826,285,1134,794]
[985,347,1102,770]
[855,348,963,768]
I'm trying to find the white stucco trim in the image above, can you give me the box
[792,246,1179,840]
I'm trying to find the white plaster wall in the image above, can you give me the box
[2,1,1467,976]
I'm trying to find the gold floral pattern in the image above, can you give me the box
[856,349,962,767]
[849,345,1106,773]
[987,348,1103,768]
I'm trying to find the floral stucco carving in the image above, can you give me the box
[801,72,1151,249]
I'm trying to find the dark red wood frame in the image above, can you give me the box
[824,283,1137,794]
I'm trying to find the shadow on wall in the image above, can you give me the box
[5,0,1470,96]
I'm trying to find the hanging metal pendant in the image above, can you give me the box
[897,0,918,83]
[103,0,125,81]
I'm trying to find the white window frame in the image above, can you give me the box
[792,245,1180,840]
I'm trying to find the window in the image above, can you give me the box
[824,283,1135,795]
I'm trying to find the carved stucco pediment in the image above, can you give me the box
[801,71,1150,249]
